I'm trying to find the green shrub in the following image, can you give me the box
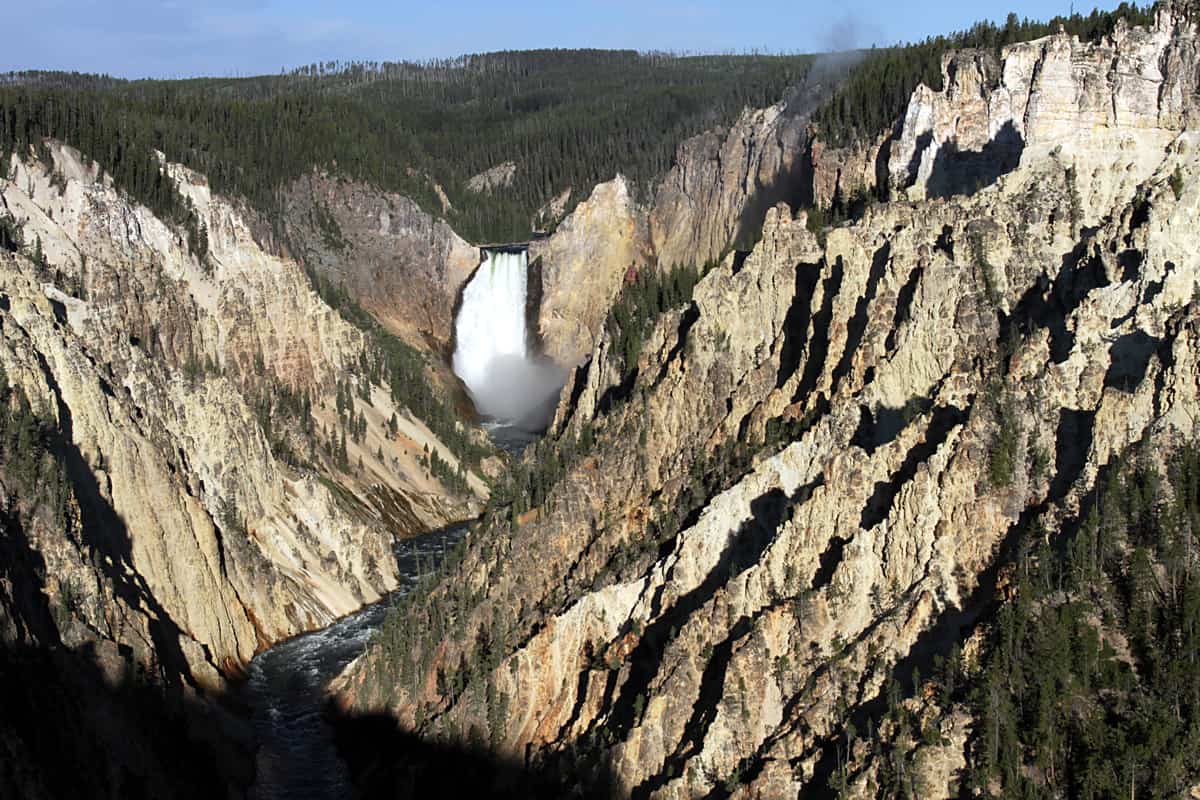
[1170,165,1185,200]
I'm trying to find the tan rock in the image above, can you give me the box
[890,5,1199,202]
[529,175,649,366]
[0,143,486,686]
[651,102,809,270]
[466,161,517,194]
[338,66,1200,797]
[283,171,478,351]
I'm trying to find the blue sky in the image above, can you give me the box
[3,0,1128,79]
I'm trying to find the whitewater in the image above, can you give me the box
[452,249,564,442]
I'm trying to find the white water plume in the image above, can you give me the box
[452,250,565,431]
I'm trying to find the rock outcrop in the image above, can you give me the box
[650,102,809,270]
[528,176,649,366]
[535,187,573,231]
[333,13,1200,797]
[522,81,836,370]
[890,6,1200,201]
[467,162,518,194]
[283,171,479,351]
[807,130,891,209]
[521,72,859,371]
[0,421,256,799]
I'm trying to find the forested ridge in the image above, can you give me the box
[0,51,815,243]
[0,3,1173,247]
[813,2,1158,148]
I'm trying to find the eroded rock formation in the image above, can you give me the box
[529,177,650,366]
[650,102,810,270]
[890,8,1200,201]
[333,10,1200,797]
[0,137,489,744]
[467,162,519,194]
[283,171,479,352]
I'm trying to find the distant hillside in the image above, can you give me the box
[0,51,815,242]
[0,3,1169,246]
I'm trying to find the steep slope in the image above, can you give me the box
[0,142,490,795]
[648,75,832,271]
[518,77,830,371]
[529,176,650,366]
[332,8,1200,798]
[283,171,479,353]
[0,305,257,797]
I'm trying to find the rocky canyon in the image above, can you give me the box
[1,3,1199,799]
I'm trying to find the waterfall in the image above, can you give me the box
[453,249,529,395]
[452,249,564,436]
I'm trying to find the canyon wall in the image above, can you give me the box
[649,101,809,270]
[283,171,479,353]
[528,79,833,369]
[890,10,1200,201]
[529,176,649,366]
[0,139,494,795]
[335,8,1200,797]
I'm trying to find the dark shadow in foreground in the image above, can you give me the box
[328,707,624,800]
[0,388,254,799]
[0,640,254,799]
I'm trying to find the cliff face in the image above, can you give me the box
[649,102,809,270]
[529,176,650,366]
[528,80,831,368]
[334,12,1200,797]
[0,422,256,799]
[0,141,487,675]
[283,171,479,352]
[807,130,891,209]
[890,7,1200,201]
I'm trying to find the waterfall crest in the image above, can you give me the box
[453,249,564,434]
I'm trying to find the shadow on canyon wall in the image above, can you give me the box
[328,706,624,800]
[0,640,254,800]
[925,121,1025,199]
[0,368,259,799]
[0,481,254,799]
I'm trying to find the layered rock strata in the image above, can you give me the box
[334,14,1200,795]
[0,143,485,684]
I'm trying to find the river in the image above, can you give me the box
[245,524,469,800]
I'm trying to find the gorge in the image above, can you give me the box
[246,525,468,800]
[1,3,1200,799]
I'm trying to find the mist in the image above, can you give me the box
[452,250,567,434]
[466,353,568,432]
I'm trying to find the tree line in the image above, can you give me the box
[812,3,1157,149]
[0,50,815,243]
